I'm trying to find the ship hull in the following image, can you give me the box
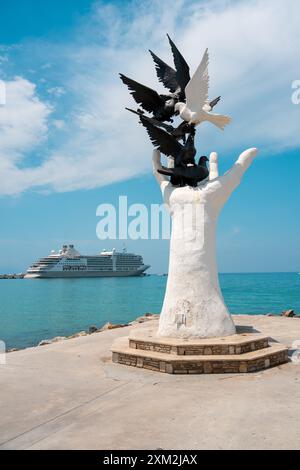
[24,266,150,279]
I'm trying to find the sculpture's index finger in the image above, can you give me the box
[209,151,218,163]
[209,152,219,179]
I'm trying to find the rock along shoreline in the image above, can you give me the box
[7,313,160,352]
[7,309,299,353]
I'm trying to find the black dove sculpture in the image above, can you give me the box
[150,35,221,113]
[119,74,178,122]
[149,34,190,102]
[126,107,193,142]
[120,34,224,187]
[139,115,196,167]
[158,156,209,187]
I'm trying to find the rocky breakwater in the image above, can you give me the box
[36,313,159,348]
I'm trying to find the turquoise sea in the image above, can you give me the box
[0,273,299,350]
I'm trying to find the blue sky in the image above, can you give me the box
[0,0,300,273]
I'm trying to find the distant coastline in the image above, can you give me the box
[0,273,24,279]
[1,272,299,279]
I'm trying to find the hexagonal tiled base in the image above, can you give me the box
[128,326,270,355]
[111,326,289,374]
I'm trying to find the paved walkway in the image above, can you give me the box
[0,315,299,450]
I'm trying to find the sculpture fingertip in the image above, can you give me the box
[209,152,218,162]
[152,148,161,160]
[249,147,258,157]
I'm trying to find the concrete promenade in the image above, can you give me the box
[0,315,299,450]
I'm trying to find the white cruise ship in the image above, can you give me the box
[24,245,150,278]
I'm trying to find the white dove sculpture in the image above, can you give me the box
[175,49,231,130]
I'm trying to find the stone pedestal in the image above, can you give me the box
[111,324,288,374]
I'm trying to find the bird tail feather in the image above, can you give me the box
[157,167,173,176]
[205,113,231,130]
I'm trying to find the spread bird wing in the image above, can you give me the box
[149,50,178,93]
[140,116,183,159]
[167,34,190,93]
[119,74,162,114]
[185,48,209,112]
[126,107,174,133]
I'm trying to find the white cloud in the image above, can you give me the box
[0,77,51,194]
[52,119,65,129]
[0,0,300,196]
[47,86,65,97]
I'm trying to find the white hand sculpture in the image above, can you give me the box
[152,147,258,338]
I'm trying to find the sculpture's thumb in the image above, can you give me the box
[152,148,161,162]
[238,148,258,161]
